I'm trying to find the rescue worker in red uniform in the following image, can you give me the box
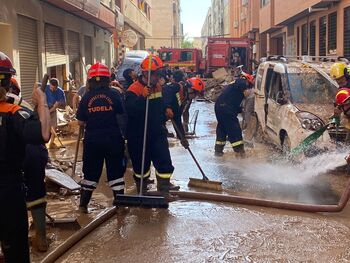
[214,78,250,157]
[331,62,350,144]
[162,70,188,141]
[77,62,126,213]
[125,55,175,195]
[0,51,50,262]
[182,77,205,133]
[6,79,49,252]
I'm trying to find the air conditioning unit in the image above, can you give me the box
[233,20,239,28]
[242,0,248,6]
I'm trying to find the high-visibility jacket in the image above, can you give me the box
[0,101,43,182]
[125,78,167,138]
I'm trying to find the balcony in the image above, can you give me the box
[274,0,340,25]
[44,0,116,30]
[122,0,152,36]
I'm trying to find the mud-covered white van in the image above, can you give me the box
[250,56,345,151]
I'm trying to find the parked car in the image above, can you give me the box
[248,56,346,152]
[116,50,149,84]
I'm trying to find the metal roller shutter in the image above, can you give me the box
[68,30,80,79]
[18,15,39,101]
[45,24,66,67]
[344,7,350,60]
[84,35,93,66]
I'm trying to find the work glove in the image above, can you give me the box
[180,138,189,149]
[329,116,340,126]
[165,108,174,119]
[142,86,151,98]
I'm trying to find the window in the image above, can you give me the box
[319,16,326,56]
[256,67,264,91]
[297,27,300,56]
[344,7,350,59]
[328,12,337,53]
[180,51,193,61]
[160,52,172,62]
[309,21,316,56]
[260,0,270,7]
[269,72,283,102]
[287,23,294,37]
[301,24,308,55]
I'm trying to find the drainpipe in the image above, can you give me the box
[171,176,350,213]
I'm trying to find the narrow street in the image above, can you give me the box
[2,1,350,262]
[34,101,350,263]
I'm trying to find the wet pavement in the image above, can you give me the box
[32,100,350,262]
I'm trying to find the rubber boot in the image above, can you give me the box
[233,144,246,158]
[31,203,48,252]
[214,144,224,156]
[169,182,180,191]
[79,189,93,213]
[156,177,170,195]
[133,175,149,195]
[112,190,124,206]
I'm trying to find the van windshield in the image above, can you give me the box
[283,73,337,104]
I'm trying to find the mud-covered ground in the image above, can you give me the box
[31,101,350,263]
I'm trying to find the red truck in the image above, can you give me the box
[158,48,204,74]
[204,37,253,75]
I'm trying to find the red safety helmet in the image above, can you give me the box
[188,77,205,92]
[140,55,163,72]
[87,62,110,79]
[241,72,254,85]
[10,77,21,95]
[335,88,350,106]
[0,51,16,75]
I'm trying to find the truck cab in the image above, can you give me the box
[158,48,203,74]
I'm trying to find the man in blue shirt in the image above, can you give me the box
[45,78,66,148]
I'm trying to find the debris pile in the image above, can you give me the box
[203,68,234,102]
[57,107,79,136]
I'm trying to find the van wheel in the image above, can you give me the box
[281,133,291,153]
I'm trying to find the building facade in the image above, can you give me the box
[120,0,152,51]
[145,0,182,50]
[259,0,350,59]
[0,0,117,100]
[201,0,350,62]
[200,0,231,55]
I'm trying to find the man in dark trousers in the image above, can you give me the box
[125,55,177,195]
[162,70,189,144]
[77,62,126,212]
[214,78,250,157]
[0,51,50,262]
[7,79,49,252]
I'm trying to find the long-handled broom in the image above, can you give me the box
[171,120,223,191]
[115,55,168,208]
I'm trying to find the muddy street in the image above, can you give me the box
[35,101,350,263]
